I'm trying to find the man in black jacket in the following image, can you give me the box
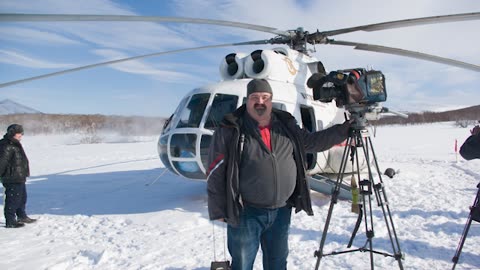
[460,125,480,160]
[207,79,350,269]
[0,124,36,228]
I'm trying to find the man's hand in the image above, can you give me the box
[339,119,354,136]
[470,125,480,136]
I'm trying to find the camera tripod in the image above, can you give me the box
[451,182,480,270]
[313,118,403,270]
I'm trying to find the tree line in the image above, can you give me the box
[0,104,477,137]
[371,105,480,126]
[0,113,166,136]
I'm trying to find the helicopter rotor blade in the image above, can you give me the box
[1,12,479,78]
[0,13,290,37]
[319,12,480,37]
[328,39,480,72]
[0,39,271,88]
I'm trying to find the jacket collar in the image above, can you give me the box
[3,134,21,145]
[221,104,246,128]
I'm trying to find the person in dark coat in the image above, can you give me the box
[460,125,480,160]
[0,124,36,228]
[207,79,351,270]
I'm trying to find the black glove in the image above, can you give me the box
[339,120,353,137]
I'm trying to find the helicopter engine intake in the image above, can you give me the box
[244,49,301,83]
[219,53,246,80]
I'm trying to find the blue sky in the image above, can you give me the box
[1,0,479,117]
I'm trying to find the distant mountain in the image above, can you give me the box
[0,99,42,115]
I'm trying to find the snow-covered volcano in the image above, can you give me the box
[0,99,41,114]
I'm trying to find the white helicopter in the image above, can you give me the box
[157,46,388,197]
[1,12,480,196]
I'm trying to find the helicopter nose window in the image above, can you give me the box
[200,134,212,170]
[170,133,197,158]
[177,93,210,128]
[172,161,204,179]
[158,135,176,174]
[165,96,189,133]
[205,94,239,129]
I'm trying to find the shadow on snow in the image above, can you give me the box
[3,166,209,217]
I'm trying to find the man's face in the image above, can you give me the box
[246,92,273,120]
[13,133,23,141]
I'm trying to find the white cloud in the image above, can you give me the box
[1,0,194,53]
[61,22,193,51]
[92,49,206,83]
[0,26,81,45]
[0,50,75,69]
[0,0,133,14]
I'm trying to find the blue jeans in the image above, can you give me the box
[228,205,292,270]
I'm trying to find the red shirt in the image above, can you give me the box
[259,125,272,151]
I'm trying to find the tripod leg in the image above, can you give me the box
[451,217,473,270]
[314,136,353,270]
[314,129,404,270]
[366,137,404,270]
[451,185,480,270]
[356,135,404,270]
[358,178,376,269]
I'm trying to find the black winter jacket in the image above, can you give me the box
[460,134,480,160]
[207,105,349,226]
[0,134,30,184]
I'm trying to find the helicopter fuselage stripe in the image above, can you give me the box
[207,154,225,176]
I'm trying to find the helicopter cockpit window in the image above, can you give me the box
[204,94,239,129]
[176,93,210,128]
[272,102,287,111]
[166,96,189,132]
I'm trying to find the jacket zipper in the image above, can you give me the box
[271,152,278,206]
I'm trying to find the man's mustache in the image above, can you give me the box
[254,104,267,110]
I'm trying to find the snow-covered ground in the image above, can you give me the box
[1,122,479,270]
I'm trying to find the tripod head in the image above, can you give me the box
[345,103,408,131]
[345,104,373,131]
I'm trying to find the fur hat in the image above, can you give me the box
[7,124,24,137]
[247,79,272,96]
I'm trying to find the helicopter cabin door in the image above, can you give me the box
[300,105,317,170]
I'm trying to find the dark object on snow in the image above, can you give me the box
[210,261,231,270]
[384,168,396,178]
[459,132,480,160]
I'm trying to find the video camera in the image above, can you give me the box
[307,68,387,107]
